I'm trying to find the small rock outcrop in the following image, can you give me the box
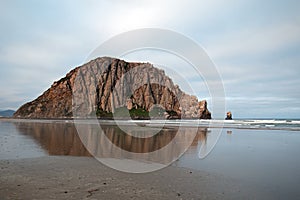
[14,57,211,119]
[199,100,211,119]
[225,111,232,120]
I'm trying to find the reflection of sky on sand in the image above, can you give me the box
[175,128,300,199]
[0,121,46,159]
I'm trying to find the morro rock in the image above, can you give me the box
[14,57,211,119]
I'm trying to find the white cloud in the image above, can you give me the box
[0,33,85,69]
[207,23,300,60]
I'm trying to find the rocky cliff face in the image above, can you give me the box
[14,57,211,119]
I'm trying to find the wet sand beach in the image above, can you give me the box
[1,156,275,200]
[1,119,300,199]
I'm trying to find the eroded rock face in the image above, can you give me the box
[14,57,211,119]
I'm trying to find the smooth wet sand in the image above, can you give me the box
[2,119,299,199]
[0,156,276,200]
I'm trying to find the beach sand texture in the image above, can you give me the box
[0,156,275,200]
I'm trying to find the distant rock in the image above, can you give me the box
[225,111,232,120]
[0,109,15,117]
[199,100,211,119]
[14,57,211,119]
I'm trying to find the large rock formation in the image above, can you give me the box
[14,57,211,119]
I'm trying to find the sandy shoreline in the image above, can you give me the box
[0,156,276,200]
[1,118,296,199]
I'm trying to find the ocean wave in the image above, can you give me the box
[160,119,300,131]
[3,118,300,131]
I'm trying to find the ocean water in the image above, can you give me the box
[1,118,300,160]
[146,118,300,130]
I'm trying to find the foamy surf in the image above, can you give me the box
[2,118,300,131]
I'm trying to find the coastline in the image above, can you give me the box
[0,156,275,200]
[2,117,300,131]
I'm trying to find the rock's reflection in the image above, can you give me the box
[100,126,177,153]
[13,122,207,160]
[13,122,91,157]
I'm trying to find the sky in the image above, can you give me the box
[0,0,299,118]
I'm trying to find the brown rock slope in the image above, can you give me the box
[14,57,211,119]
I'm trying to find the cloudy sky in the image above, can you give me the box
[1,0,299,118]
